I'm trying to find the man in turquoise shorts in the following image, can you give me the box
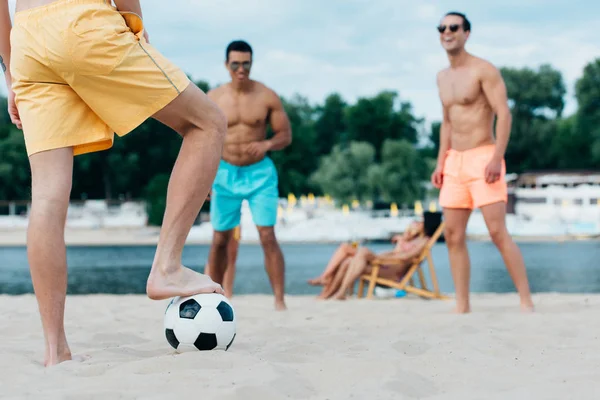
[207,40,292,311]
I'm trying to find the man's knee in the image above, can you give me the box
[190,100,227,139]
[257,227,278,249]
[444,225,467,248]
[212,230,233,249]
[488,223,509,246]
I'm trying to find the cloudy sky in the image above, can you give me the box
[4,0,599,124]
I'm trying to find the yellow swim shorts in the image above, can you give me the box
[10,0,190,157]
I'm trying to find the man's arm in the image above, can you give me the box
[265,90,292,151]
[481,62,512,161]
[1,0,12,88]
[435,73,451,169]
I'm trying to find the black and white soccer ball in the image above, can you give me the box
[164,293,236,352]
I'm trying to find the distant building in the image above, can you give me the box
[508,170,600,222]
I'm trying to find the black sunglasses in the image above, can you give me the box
[229,61,251,72]
[437,24,461,33]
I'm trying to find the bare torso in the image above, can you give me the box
[209,81,274,166]
[437,56,495,151]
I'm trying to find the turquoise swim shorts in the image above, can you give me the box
[210,157,279,231]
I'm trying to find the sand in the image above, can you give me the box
[1,293,598,399]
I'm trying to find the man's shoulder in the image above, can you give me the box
[471,56,500,77]
[436,67,451,82]
[252,81,277,96]
[251,81,280,104]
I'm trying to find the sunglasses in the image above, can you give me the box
[229,61,252,72]
[437,24,461,33]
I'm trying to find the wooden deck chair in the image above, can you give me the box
[357,221,449,300]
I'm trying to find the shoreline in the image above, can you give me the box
[0,227,598,247]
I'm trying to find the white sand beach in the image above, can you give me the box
[1,293,598,399]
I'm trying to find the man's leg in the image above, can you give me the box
[207,229,234,290]
[145,84,226,299]
[27,148,74,367]
[256,226,286,310]
[442,207,473,313]
[480,202,534,311]
[223,232,240,298]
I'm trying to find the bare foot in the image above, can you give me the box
[520,301,535,313]
[147,265,224,300]
[452,305,471,314]
[307,277,323,286]
[44,336,76,367]
[45,345,77,367]
[333,290,347,300]
[275,300,287,311]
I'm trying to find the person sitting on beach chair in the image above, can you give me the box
[308,221,424,288]
[315,221,427,299]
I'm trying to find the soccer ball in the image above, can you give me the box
[164,293,236,352]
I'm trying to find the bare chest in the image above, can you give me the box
[439,71,481,107]
[218,94,269,128]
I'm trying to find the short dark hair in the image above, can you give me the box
[445,11,471,32]
[226,40,253,62]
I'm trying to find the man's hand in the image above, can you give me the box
[8,89,22,129]
[245,141,271,158]
[431,165,443,189]
[484,157,502,184]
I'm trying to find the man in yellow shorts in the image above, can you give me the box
[1,0,226,366]
[431,11,534,313]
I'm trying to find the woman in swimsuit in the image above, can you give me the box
[315,221,427,299]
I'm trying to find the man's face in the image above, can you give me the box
[226,51,252,82]
[438,15,469,53]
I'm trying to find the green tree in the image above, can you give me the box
[369,139,428,205]
[345,91,422,159]
[574,58,600,163]
[501,64,567,171]
[310,141,376,204]
[313,93,347,156]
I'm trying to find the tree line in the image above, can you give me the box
[1,58,599,224]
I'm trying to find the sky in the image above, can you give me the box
[3,0,599,125]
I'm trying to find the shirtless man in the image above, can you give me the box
[1,0,225,366]
[207,40,292,311]
[432,12,534,313]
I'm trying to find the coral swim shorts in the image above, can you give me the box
[10,0,190,156]
[438,144,508,210]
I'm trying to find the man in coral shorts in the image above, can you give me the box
[431,11,534,313]
[1,0,226,366]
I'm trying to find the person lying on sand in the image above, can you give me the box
[308,220,424,287]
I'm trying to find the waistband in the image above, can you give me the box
[447,144,496,157]
[219,157,273,172]
[14,0,111,23]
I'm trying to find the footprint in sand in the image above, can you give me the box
[384,370,438,398]
[392,340,431,357]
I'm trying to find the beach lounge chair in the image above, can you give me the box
[357,221,449,300]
